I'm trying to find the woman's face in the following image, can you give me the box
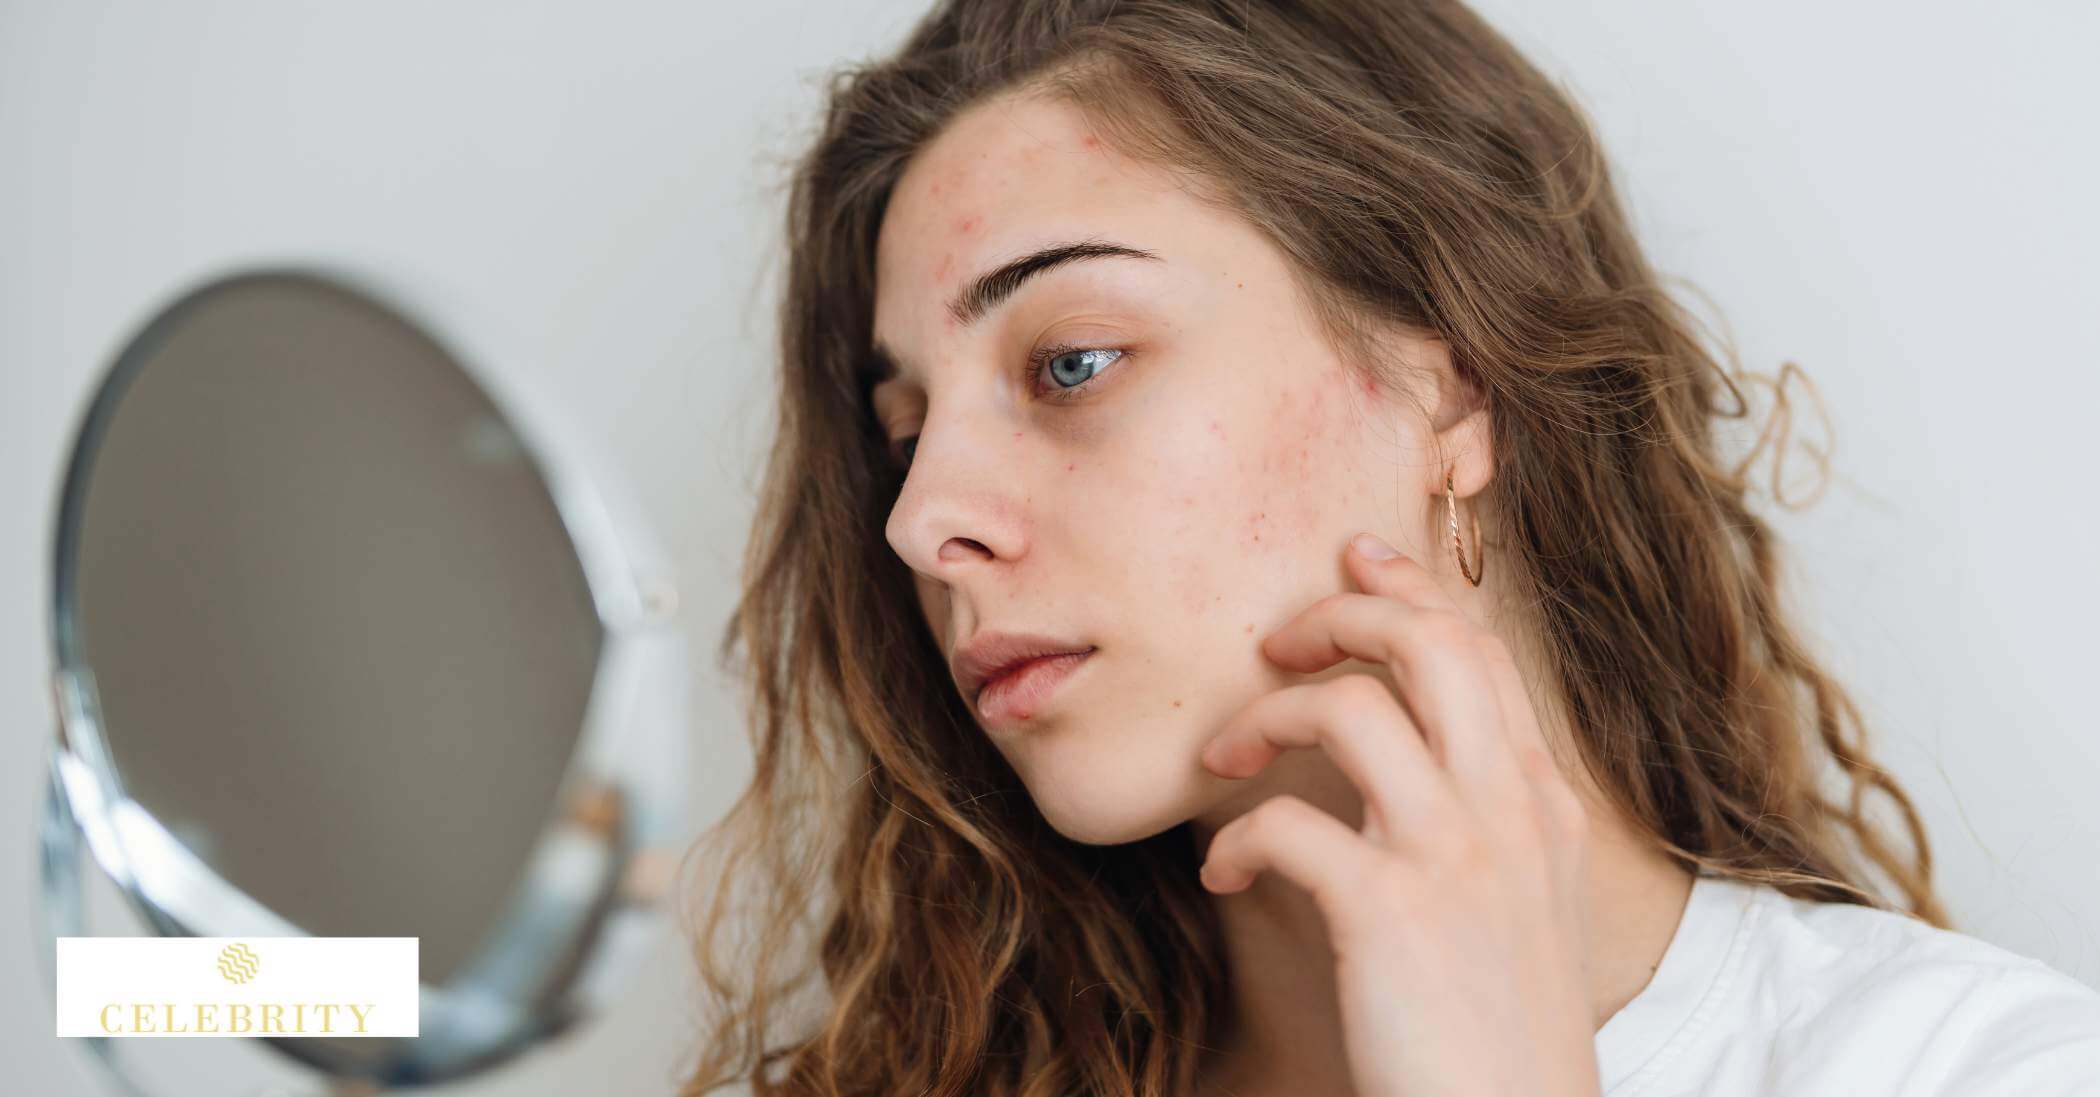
[870,90,1484,845]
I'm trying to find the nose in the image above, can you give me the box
[882,401,1026,585]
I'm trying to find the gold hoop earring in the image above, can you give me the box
[1445,466,1483,586]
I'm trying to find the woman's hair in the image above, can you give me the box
[676,1,1950,1092]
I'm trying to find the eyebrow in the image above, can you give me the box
[864,239,1163,389]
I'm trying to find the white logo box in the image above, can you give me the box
[56,937,419,1037]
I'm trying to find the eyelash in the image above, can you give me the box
[885,342,1129,470]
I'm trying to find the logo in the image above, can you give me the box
[55,937,418,1038]
[216,943,260,985]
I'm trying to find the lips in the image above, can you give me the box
[973,649,1093,723]
[951,629,1096,711]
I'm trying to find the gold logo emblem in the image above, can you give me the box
[216,943,260,985]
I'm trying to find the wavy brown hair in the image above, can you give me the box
[674,1,1950,1093]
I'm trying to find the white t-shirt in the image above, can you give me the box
[1595,871,2100,1095]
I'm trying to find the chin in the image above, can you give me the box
[1010,732,1208,846]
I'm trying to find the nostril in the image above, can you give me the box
[937,537,992,562]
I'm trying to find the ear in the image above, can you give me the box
[1419,340,1494,500]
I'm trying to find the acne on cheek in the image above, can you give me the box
[1238,374,1349,556]
[1135,371,1333,620]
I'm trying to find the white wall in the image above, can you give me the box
[1470,0,2100,986]
[2,2,2093,1093]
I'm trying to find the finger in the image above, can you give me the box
[1344,530,1468,613]
[1201,675,1463,843]
[1262,588,1523,797]
[1344,533,1568,818]
[1199,794,1382,910]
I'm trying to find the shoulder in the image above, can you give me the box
[1735,881,2100,1094]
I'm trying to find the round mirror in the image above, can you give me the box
[40,267,689,1091]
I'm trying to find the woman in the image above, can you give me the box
[678,1,2100,1093]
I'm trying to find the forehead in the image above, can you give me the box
[871,92,1184,363]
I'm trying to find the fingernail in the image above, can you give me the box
[1352,531,1400,560]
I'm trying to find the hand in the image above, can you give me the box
[1196,532,1601,1097]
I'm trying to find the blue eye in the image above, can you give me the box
[1028,343,1125,401]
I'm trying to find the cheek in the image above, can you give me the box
[1097,408,1251,623]
[1236,367,1364,556]
[1116,395,1346,623]
[1253,378,1346,533]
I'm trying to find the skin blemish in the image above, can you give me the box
[958,214,982,234]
